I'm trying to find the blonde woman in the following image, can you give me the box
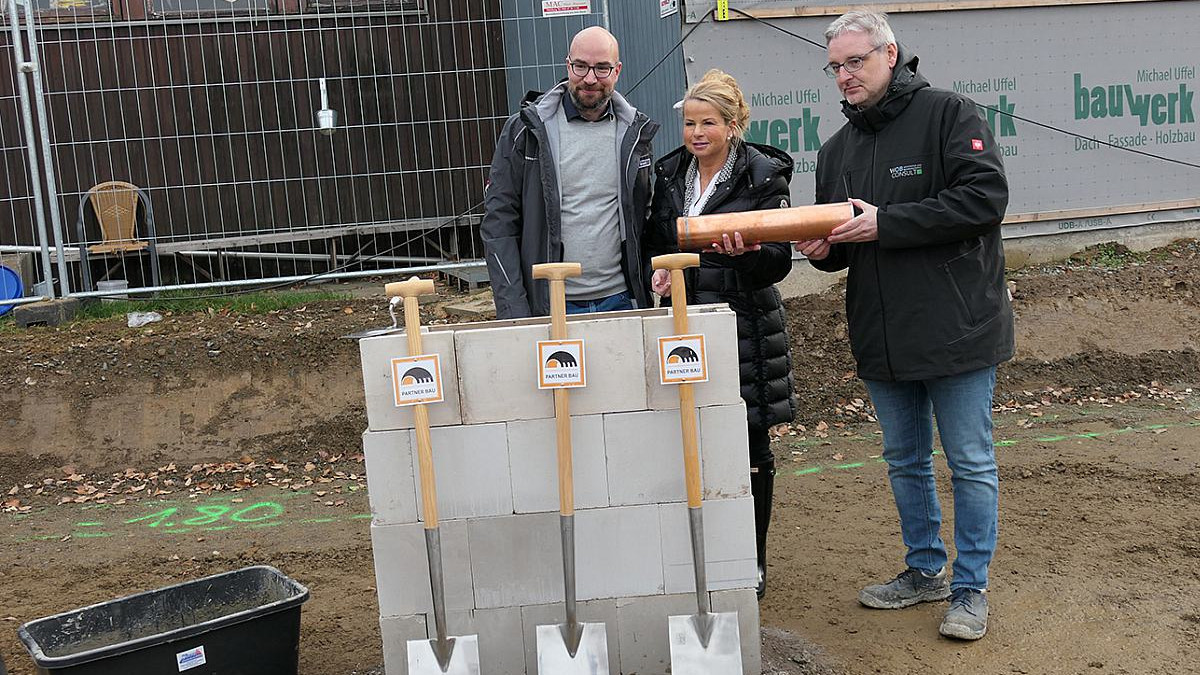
[646,69,797,599]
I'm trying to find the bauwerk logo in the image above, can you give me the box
[1074,73,1196,126]
[889,163,923,179]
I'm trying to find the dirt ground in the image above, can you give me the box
[2,241,1200,674]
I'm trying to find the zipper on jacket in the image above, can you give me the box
[869,135,896,381]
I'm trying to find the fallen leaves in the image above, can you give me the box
[5,450,369,511]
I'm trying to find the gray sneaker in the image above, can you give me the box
[859,568,951,609]
[939,588,989,640]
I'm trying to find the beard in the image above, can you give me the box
[569,84,612,113]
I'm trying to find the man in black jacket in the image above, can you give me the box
[797,10,1013,641]
[481,26,658,319]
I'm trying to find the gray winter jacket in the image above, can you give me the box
[481,83,659,318]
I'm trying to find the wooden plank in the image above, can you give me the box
[154,215,483,253]
[1003,199,1200,225]
[715,0,1168,19]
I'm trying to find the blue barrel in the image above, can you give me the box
[0,265,23,317]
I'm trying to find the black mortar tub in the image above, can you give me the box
[18,565,309,675]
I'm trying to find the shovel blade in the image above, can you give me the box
[536,622,610,675]
[668,612,742,675]
[407,635,481,675]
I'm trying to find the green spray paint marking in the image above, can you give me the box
[300,518,338,524]
[75,522,104,527]
[73,532,113,539]
[790,419,1197,478]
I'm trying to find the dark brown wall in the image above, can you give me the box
[0,0,508,247]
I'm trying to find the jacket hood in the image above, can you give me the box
[524,82,641,126]
[656,141,794,189]
[841,43,930,133]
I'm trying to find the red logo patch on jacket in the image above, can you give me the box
[971,138,984,151]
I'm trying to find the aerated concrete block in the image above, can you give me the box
[468,512,563,608]
[575,504,665,600]
[507,415,609,513]
[660,497,758,594]
[362,429,418,525]
[520,599,620,675]
[567,315,648,416]
[439,607,525,675]
[360,330,462,431]
[412,423,513,521]
[614,593,698,675]
[12,297,79,328]
[699,403,752,500]
[370,520,473,617]
[455,323,554,424]
[643,305,743,410]
[711,588,762,675]
[379,614,428,675]
[603,409,697,506]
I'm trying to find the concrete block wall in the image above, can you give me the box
[359,306,761,675]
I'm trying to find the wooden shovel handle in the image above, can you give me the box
[531,262,582,282]
[385,277,441,529]
[531,263,581,341]
[385,276,435,299]
[651,253,700,272]
[650,256,703,508]
[532,262,581,517]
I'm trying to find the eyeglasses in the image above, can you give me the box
[823,44,885,78]
[568,60,615,79]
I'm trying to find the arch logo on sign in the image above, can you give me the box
[391,354,444,406]
[537,339,586,389]
[658,334,707,384]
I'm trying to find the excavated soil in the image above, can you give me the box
[3,241,1200,674]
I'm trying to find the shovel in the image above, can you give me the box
[386,277,482,675]
[531,262,611,675]
[653,253,744,674]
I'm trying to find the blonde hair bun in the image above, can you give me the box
[684,69,751,136]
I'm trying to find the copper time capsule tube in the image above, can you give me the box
[675,201,856,251]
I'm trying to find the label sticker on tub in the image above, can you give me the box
[391,354,444,406]
[177,646,207,671]
[658,334,708,384]
[537,339,586,389]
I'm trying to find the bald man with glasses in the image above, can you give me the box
[482,26,660,319]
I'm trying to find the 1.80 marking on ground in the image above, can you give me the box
[9,494,372,542]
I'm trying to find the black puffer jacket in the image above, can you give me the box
[647,142,797,432]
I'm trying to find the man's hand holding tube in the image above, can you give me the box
[794,198,877,259]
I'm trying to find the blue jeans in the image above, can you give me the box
[863,366,999,591]
[565,290,633,315]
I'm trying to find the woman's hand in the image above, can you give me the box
[794,238,831,260]
[651,268,672,296]
[710,231,760,256]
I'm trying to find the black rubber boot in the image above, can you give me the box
[750,459,776,599]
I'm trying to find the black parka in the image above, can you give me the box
[812,46,1014,381]
[647,142,798,433]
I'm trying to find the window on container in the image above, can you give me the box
[28,0,113,21]
[148,0,273,16]
[305,0,424,13]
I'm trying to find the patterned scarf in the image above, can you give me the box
[683,141,740,216]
